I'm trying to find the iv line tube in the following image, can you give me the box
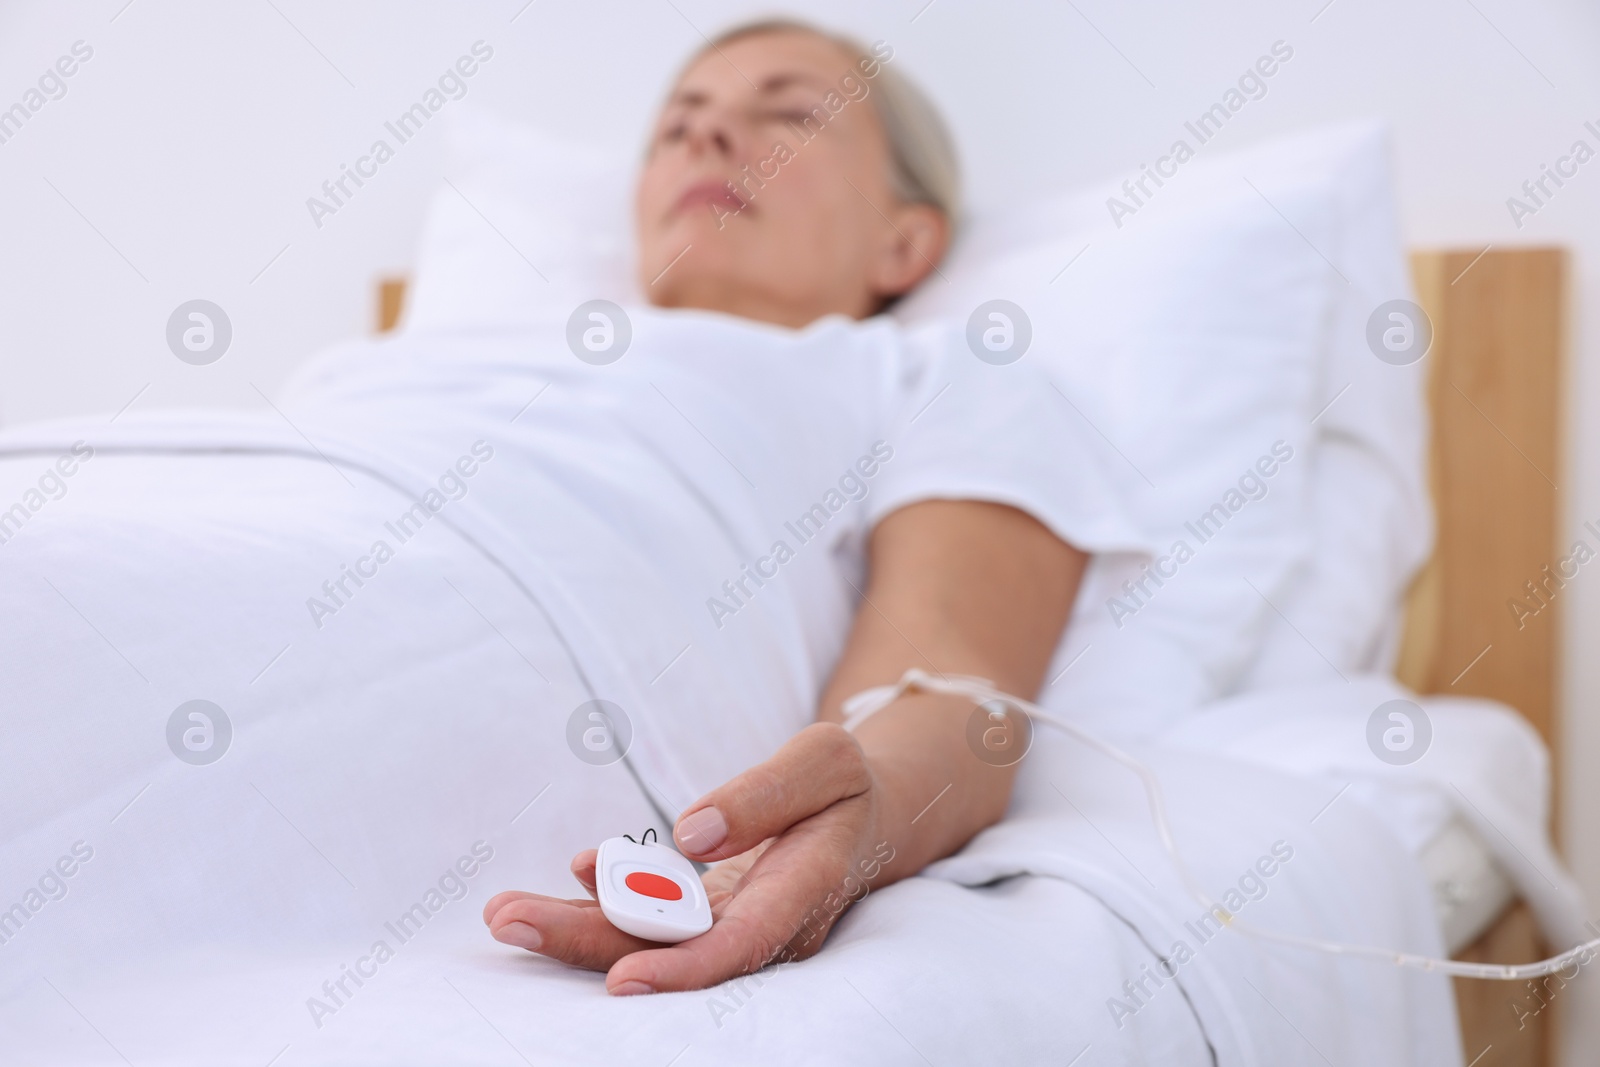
[842,669,1598,982]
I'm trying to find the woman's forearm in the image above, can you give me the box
[814,499,1088,882]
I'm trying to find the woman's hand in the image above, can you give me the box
[483,500,1087,993]
[481,722,898,995]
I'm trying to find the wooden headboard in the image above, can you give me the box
[1398,249,1565,751]
[1401,249,1566,1067]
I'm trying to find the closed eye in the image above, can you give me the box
[761,108,815,124]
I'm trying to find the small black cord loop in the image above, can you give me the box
[642,828,658,845]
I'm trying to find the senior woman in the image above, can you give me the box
[481,20,1090,997]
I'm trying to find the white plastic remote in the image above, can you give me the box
[595,836,713,943]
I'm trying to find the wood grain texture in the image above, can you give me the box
[377,276,407,333]
[1401,249,1567,1067]
[1399,249,1565,743]
[1453,904,1551,1067]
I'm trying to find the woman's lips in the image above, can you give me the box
[673,179,747,217]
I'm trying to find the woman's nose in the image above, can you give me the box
[682,108,742,161]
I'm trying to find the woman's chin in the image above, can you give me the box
[647,254,747,305]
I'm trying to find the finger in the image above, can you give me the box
[487,893,660,971]
[674,722,870,862]
[608,910,775,995]
[482,890,541,925]
[571,849,598,898]
[616,803,864,992]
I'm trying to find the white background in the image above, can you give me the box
[2,0,1597,1059]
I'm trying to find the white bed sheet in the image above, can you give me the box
[0,431,1212,1066]
[0,878,1217,1067]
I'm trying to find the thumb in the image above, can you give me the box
[673,722,870,863]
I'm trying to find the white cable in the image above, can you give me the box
[842,669,1600,981]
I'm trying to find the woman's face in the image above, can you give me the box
[636,30,948,328]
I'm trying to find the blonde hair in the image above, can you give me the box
[695,19,962,225]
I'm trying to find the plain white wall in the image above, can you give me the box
[3,0,1598,1058]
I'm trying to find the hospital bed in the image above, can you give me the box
[367,242,1571,1066]
[393,246,1568,1062]
[0,114,1581,1064]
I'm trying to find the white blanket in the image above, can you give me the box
[0,323,1582,1066]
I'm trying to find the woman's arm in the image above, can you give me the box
[811,498,1087,878]
[483,499,1086,993]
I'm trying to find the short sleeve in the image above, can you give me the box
[865,323,1156,558]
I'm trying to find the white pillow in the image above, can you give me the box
[403,108,641,334]
[1230,124,1432,688]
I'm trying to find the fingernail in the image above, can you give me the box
[610,980,654,996]
[676,806,727,855]
[497,921,542,952]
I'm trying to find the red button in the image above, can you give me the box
[625,871,684,901]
